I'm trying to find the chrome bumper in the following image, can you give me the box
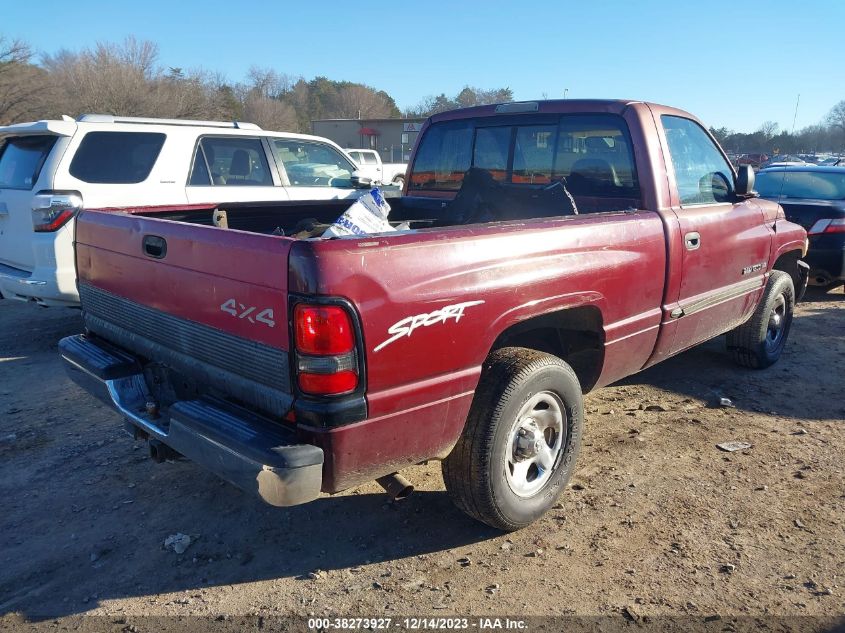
[59,334,323,507]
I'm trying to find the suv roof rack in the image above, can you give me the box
[76,114,262,130]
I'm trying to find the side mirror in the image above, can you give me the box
[735,165,756,197]
[351,171,373,189]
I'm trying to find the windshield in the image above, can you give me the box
[273,139,356,187]
[755,170,845,200]
[0,135,58,190]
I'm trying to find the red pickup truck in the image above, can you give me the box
[61,100,808,531]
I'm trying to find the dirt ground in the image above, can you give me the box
[0,288,843,632]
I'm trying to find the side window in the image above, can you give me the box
[473,127,511,182]
[552,115,640,200]
[195,137,272,186]
[661,115,734,205]
[409,122,473,191]
[512,125,556,184]
[69,132,165,184]
[272,139,355,187]
[361,152,379,165]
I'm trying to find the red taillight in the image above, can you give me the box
[808,218,845,235]
[298,370,358,395]
[34,209,75,232]
[32,192,82,232]
[294,305,354,355]
[293,303,359,396]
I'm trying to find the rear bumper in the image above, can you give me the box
[59,334,324,507]
[0,261,79,306]
[0,225,80,306]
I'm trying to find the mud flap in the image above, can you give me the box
[796,260,810,302]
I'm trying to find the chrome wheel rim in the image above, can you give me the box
[504,391,566,498]
[765,293,787,351]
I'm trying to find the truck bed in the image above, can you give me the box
[126,188,640,238]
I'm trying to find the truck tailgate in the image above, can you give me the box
[75,208,294,416]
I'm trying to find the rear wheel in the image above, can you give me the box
[442,347,583,531]
[727,271,795,368]
[393,176,405,189]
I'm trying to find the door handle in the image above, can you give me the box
[684,232,701,251]
[142,235,167,259]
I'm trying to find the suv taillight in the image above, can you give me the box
[32,191,82,232]
[808,218,845,235]
[807,218,845,235]
[293,304,358,396]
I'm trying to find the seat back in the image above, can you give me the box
[228,149,252,182]
[567,158,619,195]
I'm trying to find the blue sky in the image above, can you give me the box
[4,0,842,132]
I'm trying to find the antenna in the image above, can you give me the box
[776,93,801,204]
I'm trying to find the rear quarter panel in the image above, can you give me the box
[291,211,667,489]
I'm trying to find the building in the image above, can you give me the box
[311,118,426,163]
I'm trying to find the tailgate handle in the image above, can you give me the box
[142,235,167,259]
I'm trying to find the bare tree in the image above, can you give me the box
[758,120,779,140]
[241,93,298,131]
[0,36,48,124]
[43,38,161,116]
[827,100,845,134]
[41,38,229,120]
[245,66,296,99]
[333,84,394,119]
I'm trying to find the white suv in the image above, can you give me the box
[0,114,366,306]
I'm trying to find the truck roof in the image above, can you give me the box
[428,99,692,123]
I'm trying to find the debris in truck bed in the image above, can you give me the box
[322,188,396,237]
[212,209,228,229]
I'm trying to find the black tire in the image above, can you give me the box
[727,270,795,368]
[393,176,405,189]
[441,347,584,531]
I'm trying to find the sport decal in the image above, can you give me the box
[373,301,485,352]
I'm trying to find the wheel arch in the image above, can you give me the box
[772,247,806,300]
[489,305,605,392]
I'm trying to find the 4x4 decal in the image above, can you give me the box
[220,299,275,327]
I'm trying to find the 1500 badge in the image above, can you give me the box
[220,299,275,327]
[741,262,766,275]
[374,300,485,352]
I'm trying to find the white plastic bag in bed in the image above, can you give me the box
[322,188,396,238]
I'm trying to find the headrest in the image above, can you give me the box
[229,149,251,177]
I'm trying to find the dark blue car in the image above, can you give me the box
[756,166,845,290]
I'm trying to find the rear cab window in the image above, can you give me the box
[408,114,640,210]
[0,135,58,190]
[409,122,473,191]
[69,131,165,184]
